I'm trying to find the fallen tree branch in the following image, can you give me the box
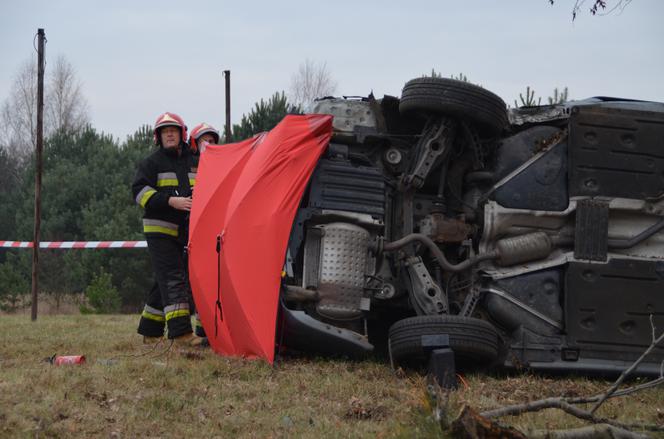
[590,316,664,414]
[481,398,664,432]
[529,424,650,439]
[480,316,664,433]
[452,406,528,439]
[566,377,664,404]
[453,407,653,439]
[444,315,664,437]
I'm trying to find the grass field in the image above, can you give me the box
[0,314,662,438]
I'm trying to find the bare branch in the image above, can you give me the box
[530,424,650,439]
[566,377,664,404]
[598,0,632,16]
[1,53,89,158]
[481,398,664,432]
[551,0,633,21]
[0,57,38,157]
[591,319,664,414]
[478,320,664,434]
[288,58,337,109]
[46,54,90,135]
[572,0,588,21]
[453,405,529,438]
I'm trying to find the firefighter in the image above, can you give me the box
[133,112,200,346]
[189,122,220,155]
[187,122,220,340]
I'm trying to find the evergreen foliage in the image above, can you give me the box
[0,125,153,312]
[514,86,542,107]
[513,86,570,108]
[424,68,443,78]
[423,70,477,86]
[450,72,468,82]
[0,252,29,312]
[0,93,303,313]
[81,269,121,314]
[548,87,569,105]
[0,147,20,241]
[231,92,301,141]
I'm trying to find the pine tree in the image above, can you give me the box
[514,86,542,107]
[232,92,301,141]
[548,87,569,105]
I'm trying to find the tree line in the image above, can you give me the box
[0,125,155,312]
[0,109,310,313]
[0,56,324,314]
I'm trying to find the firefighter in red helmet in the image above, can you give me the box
[132,112,201,346]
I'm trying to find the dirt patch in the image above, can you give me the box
[344,396,389,421]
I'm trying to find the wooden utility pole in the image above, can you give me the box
[31,28,46,321]
[223,70,231,143]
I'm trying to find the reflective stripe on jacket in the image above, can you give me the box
[132,145,198,239]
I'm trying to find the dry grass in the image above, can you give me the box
[0,315,437,438]
[445,373,664,434]
[1,314,662,438]
[2,294,87,316]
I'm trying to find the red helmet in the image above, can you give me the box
[153,112,188,146]
[189,122,220,153]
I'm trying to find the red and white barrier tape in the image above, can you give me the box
[0,241,147,249]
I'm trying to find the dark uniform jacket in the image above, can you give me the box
[132,145,198,240]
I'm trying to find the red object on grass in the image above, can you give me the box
[53,355,86,365]
[188,115,333,363]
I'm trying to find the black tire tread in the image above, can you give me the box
[389,315,499,365]
[399,77,508,134]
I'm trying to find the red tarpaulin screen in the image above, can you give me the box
[188,114,332,363]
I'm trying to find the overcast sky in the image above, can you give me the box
[1,0,663,142]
